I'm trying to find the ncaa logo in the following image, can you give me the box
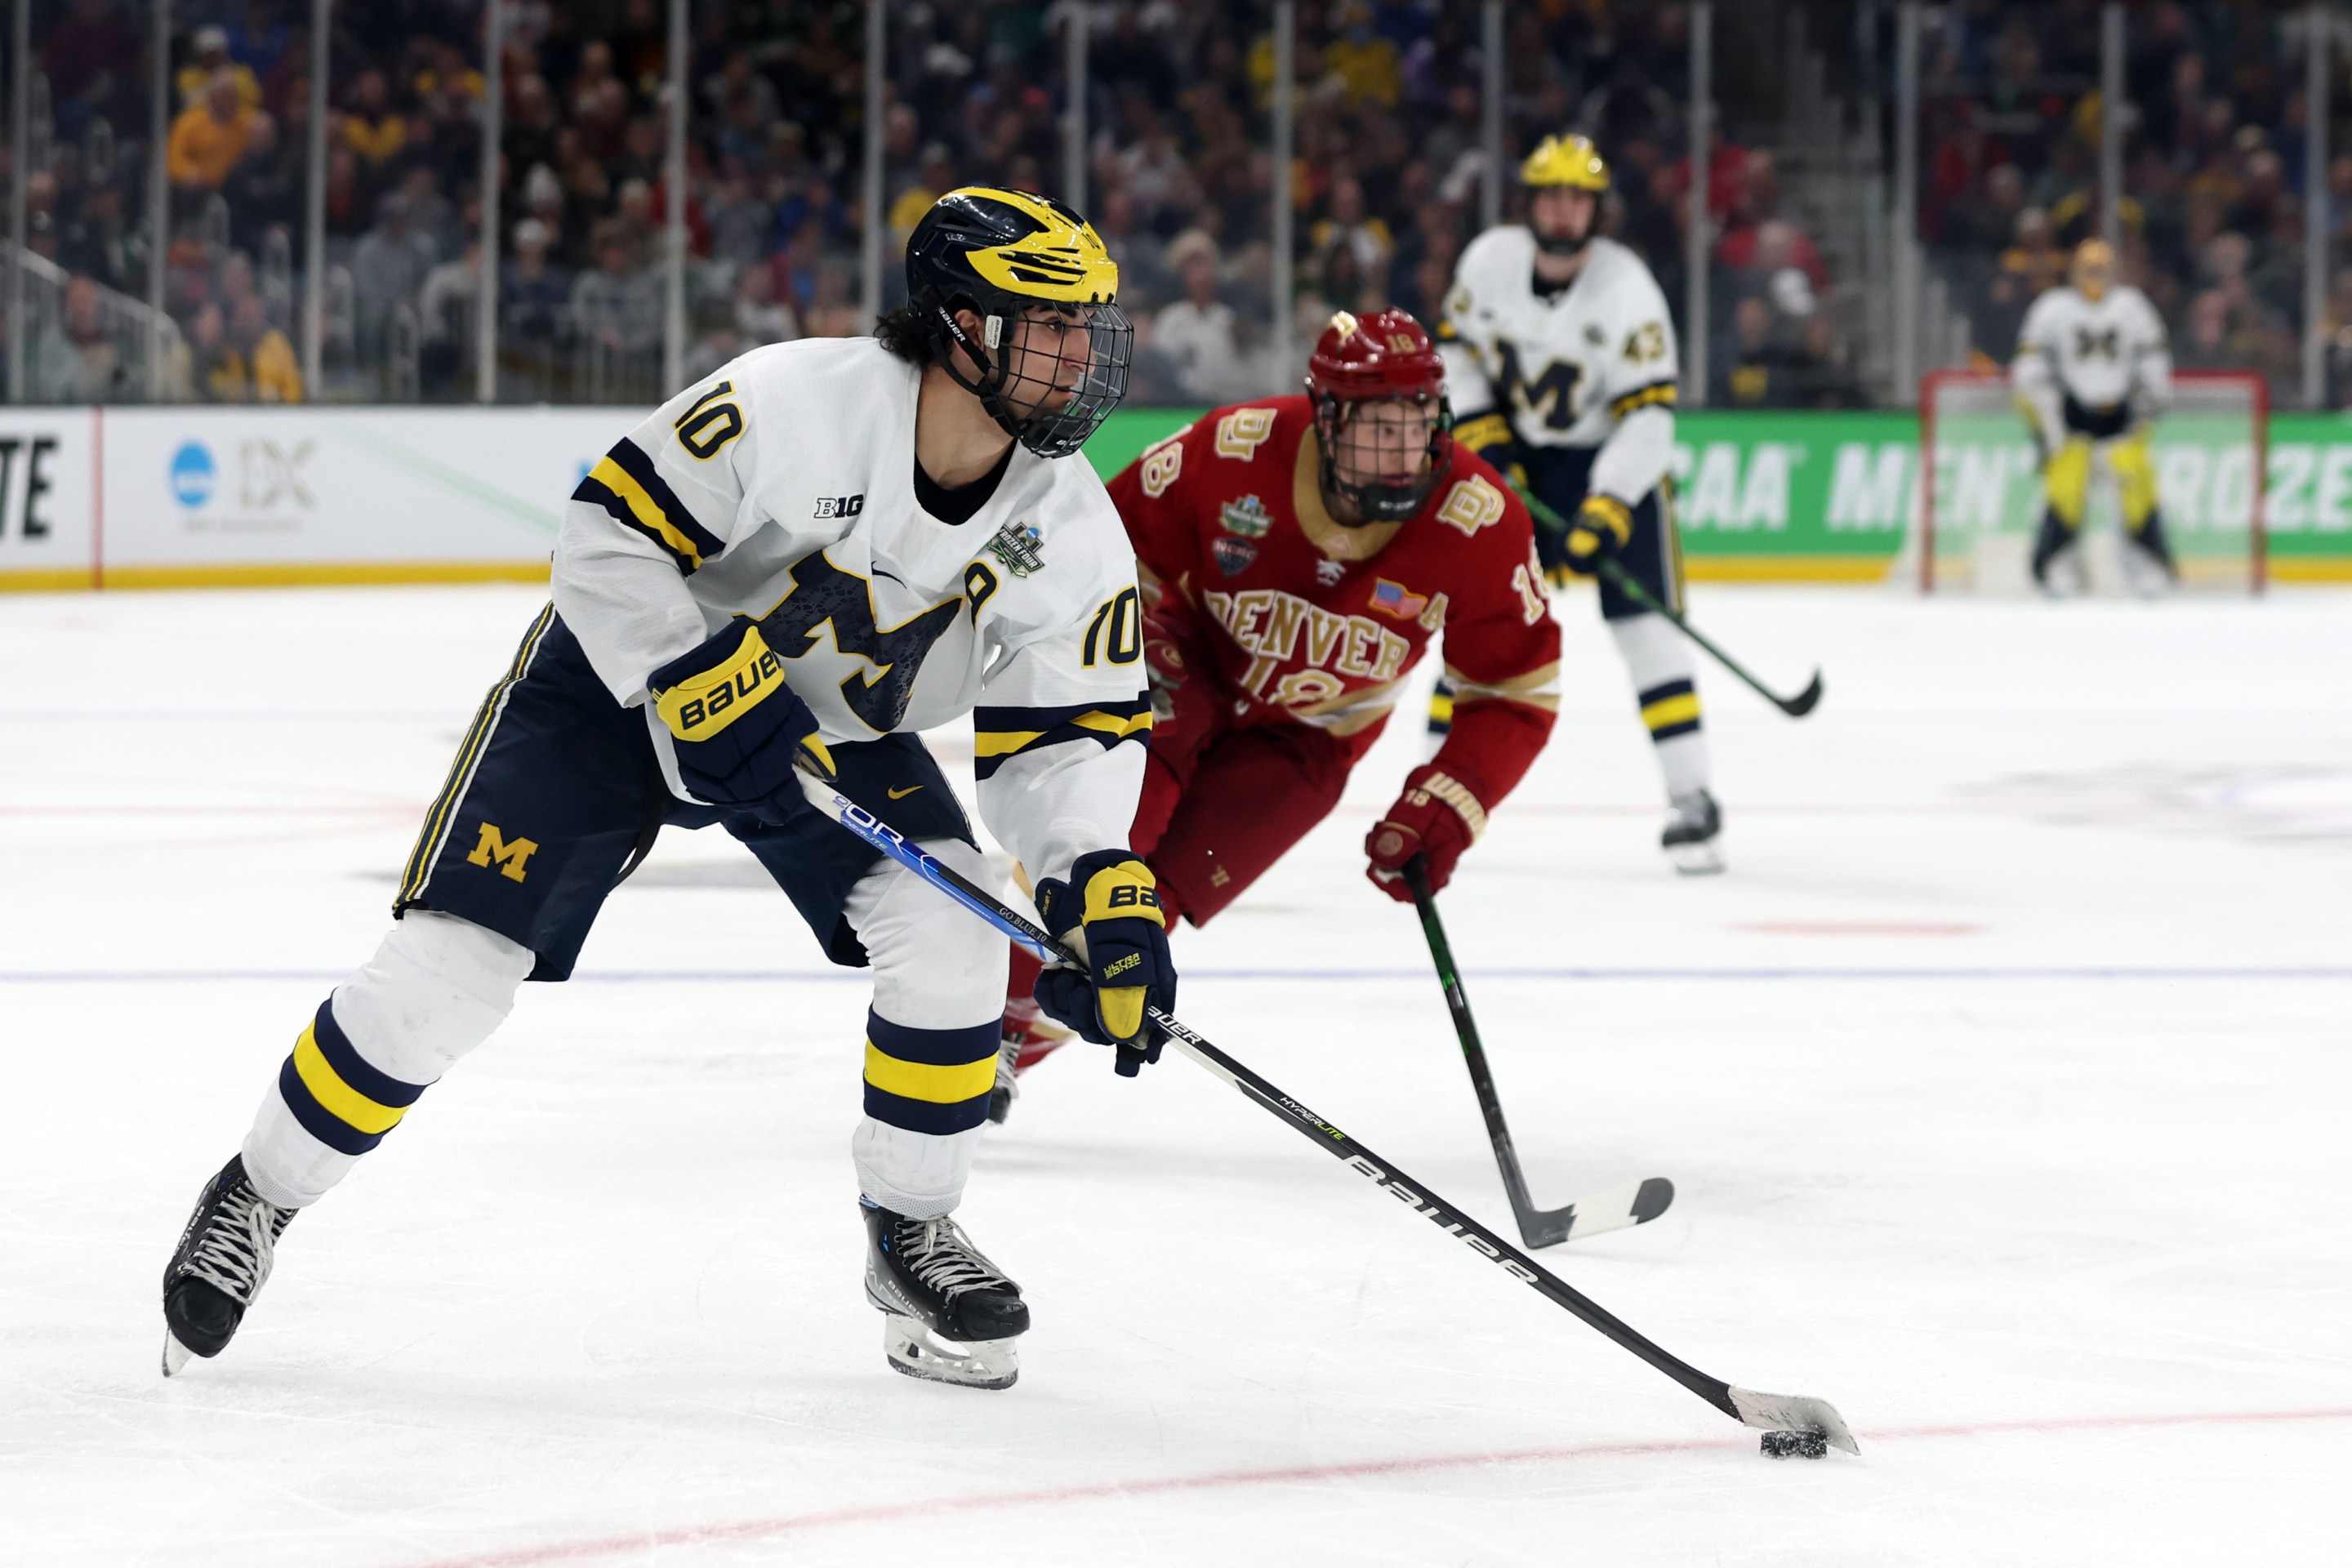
[170,442,216,508]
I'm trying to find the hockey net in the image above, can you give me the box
[1912,369,2267,594]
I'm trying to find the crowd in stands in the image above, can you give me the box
[1918,1,2350,401]
[12,0,1872,409]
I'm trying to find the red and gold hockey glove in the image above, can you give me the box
[1365,764,1489,902]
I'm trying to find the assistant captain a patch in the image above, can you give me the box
[1218,494,1272,538]
[1211,536,1258,577]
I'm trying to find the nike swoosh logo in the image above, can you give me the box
[888,786,923,800]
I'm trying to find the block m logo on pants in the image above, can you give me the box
[466,822,540,882]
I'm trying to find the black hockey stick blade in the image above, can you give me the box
[1775,668,1824,719]
[804,776,1856,1455]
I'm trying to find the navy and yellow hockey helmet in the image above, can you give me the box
[905,187,1133,459]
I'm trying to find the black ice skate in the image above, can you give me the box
[1663,788,1725,875]
[162,1154,296,1376]
[861,1197,1028,1389]
[987,1034,1021,1125]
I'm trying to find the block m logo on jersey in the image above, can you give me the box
[756,550,965,733]
[1494,341,1586,432]
[466,822,540,882]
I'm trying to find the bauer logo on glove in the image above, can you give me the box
[648,618,820,820]
[1031,850,1178,1076]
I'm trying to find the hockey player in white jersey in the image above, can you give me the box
[2011,238,2176,594]
[159,188,1172,1392]
[1429,135,1717,871]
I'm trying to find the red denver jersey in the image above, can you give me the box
[1107,394,1560,807]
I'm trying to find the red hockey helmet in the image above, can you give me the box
[1305,310,1454,525]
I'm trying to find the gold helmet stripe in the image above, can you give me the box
[1521,133,1610,192]
[950,185,1121,304]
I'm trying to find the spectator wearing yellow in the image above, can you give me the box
[189,296,304,403]
[341,70,408,172]
[175,26,260,111]
[1321,1,1401,109]
[167,74,256,191]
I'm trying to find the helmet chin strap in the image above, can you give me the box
[933,303,1031,445]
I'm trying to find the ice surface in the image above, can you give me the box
[2,582,2348,1566]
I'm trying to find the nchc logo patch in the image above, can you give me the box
[466,823,540,882]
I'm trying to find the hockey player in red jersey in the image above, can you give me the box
[995,309,1561,1118]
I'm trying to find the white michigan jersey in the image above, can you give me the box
[1438,229,1680,504]
[2012,283,2172,424]
[554,336,1149,884]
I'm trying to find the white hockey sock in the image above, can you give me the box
[1608,612,1713,801]
[845,840,1009,1219]
[243,911,533,1209]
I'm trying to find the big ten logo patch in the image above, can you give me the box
[1138,429,1186,497]
[813,493,866,519]
[466,823,540,882]
[1214,408,1277,461]
[1435,475,1506,537]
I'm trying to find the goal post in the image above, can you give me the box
[1914,369,2268,595]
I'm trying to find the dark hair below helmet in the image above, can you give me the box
[903,186,1133,459]
[1305,309,1453,525]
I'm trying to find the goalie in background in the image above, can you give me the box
[2011,238,2177,595]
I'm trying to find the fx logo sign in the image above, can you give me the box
[466,822,539,882]
[240,439,314,508]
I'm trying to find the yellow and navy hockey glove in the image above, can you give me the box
[648,618,820,821]
[1032,850,1177,1076]
[1549,493,1633,584]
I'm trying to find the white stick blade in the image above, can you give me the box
[1728,1387,1860,1455]
[1555,1176,1676,1241]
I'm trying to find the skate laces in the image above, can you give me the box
[893,1215,1013,1301]
[180,1182,290,1305]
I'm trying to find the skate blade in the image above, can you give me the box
[162,1332,195,1378]
[882,1314,1018,1390]
[1668,840,1725,876]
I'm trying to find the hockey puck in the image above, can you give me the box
[1760,1428,1829,1460]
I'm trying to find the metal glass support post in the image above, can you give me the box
[1480,0,1503,231]
[860,0,884,327]
[2100,2,2123,253]
[303,0,328,394]
[1893,0,1920,399]
[662,0,688,394]
[1685,1,1712,407]
[2306,3,2331,408]
[1270,0,1294,390]
[1062,1,1086,212]
[145,0,172,399]
[477,0,504,403]
[7,0,28,401]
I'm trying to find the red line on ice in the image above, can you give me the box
[388,1406,2352,1568]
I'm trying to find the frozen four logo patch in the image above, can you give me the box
[1218,494,1272,538]
[1212,537,1258,576]
[985,520,1046,577]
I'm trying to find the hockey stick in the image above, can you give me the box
[1403,856,1673,1248]
[800,771,1855,1455]
[1510,483,1824,718]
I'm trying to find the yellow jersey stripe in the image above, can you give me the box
[590,454,706,570]
[292,1025,410,1135]
[863,1042,998,1105]
[1069,709,1154,740]
[1609,381,1679,419]
[972,728,1045,758]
